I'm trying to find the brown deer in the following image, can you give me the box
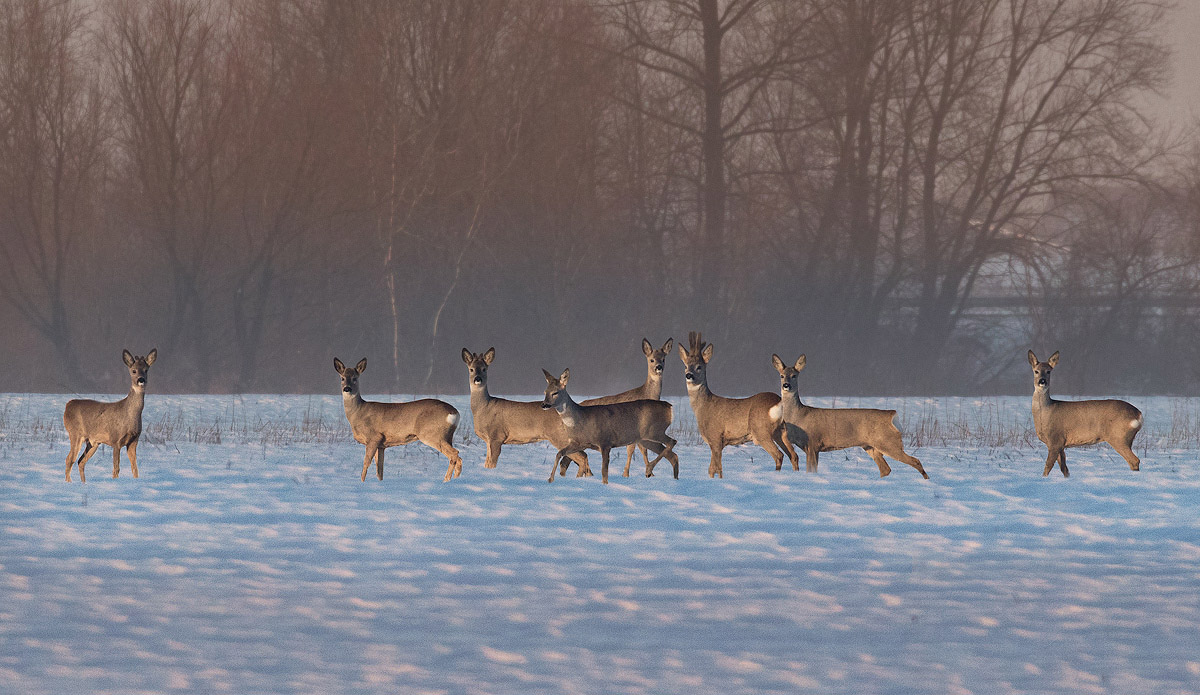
[581,337,673,477]
[678,332,797,477]
[64,348,157,482]
[334,357,462,482]
[1028,350,1143,477]
[461,348,591,476]
[772,354,927,479]
[541,368,678,484]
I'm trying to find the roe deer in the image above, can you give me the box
[541,368,678,484]
[772,354,927,479]
[64,348,157,482]
[1028,350,1143,477]
[581,337,673,477]
[461,348,591,476]
[678,332,797,477]
[335,357,463,482]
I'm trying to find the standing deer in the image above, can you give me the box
[772,354,928,479]
[1028,350,1143,477]
[461,348,591,476]
[541,368,678,484]
[678,332,797,477]
[334,357,463,482]
[581,337,673,477]
[64,348,157,482]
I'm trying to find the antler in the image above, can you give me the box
[688,331,707,357]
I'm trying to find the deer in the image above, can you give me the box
[772,354,928,479]
[678,332,798,477]
[580,337,673,478]
[63,348,158,483]
[461,348,591,476]
[541,367,679,484]
[1028,350,1143,477]
[334,357,463,482]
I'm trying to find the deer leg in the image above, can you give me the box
[76,443,99,483]
[127,439,139,478]
[422,435,462,482]
[777,427,800,471]
[866,447,892,477]
[112,444,122,478]
[1110,439,1140,471]
[1043,447,1060,477]
[550,446,579,483]
[485,440,501,469]
[708,443,724,478]
[571,451,592,478]
[806,446,819,473]
[66,437,81,482]
[643,434,678,479]
[362,442,380,481]
[375,445,386,480]
[1058,449,1069,478]
[877,436,928,479]
[622,444,637,477]
[600,447,612,484]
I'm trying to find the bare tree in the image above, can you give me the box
[103,0,235,391]
[0,0,106,388]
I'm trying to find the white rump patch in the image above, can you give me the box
[768,404,781,421]
[447,413,459,426]
[1130,416,1142,429]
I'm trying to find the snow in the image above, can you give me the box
[2,394,1199,694]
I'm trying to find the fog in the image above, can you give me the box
[2,0,1198,397]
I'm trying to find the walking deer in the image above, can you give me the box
[1028,350,1143,477]
[678,332,797,477]
[541,368,678,484]
[64,348,157,482]
[461,348,591,475]
[334,357,463,482]
[772,354,927,478]
[581,337,673,477]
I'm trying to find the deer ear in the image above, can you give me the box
[678,344,689,363]
[483,347,495,365]
[795,355,806,371]
[771,354,785,374]
[123,350,135,367]
[662,338,673,354]
[1048,351,1059,368]
[461,348,472,364]
[334,357,346,374]
[1027,350,1038,368]
[355,358,367,374]
[145,348,157,365]
[559,368,570,387]
[642,338,653,356]
[543,368,557,384]
[701,343,714,363]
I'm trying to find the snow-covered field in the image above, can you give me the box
[2,393,1199,694]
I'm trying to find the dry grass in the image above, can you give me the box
[4,395,1198,452]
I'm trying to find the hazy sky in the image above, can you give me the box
[1160,2,1200,126]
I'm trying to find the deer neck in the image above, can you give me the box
[686,380,713,410]
[470,381,492,407]
[643,370,662,399]
[554,392,583,428]
[125,384,146,414]
[1032,385,1055,419]
[781,387,807,415]
[343,390,367,417]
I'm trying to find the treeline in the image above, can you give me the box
[1,0,1197,396]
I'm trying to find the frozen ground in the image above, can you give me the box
[1,394,1199,694]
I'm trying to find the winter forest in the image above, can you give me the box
[1,0,1197,395]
